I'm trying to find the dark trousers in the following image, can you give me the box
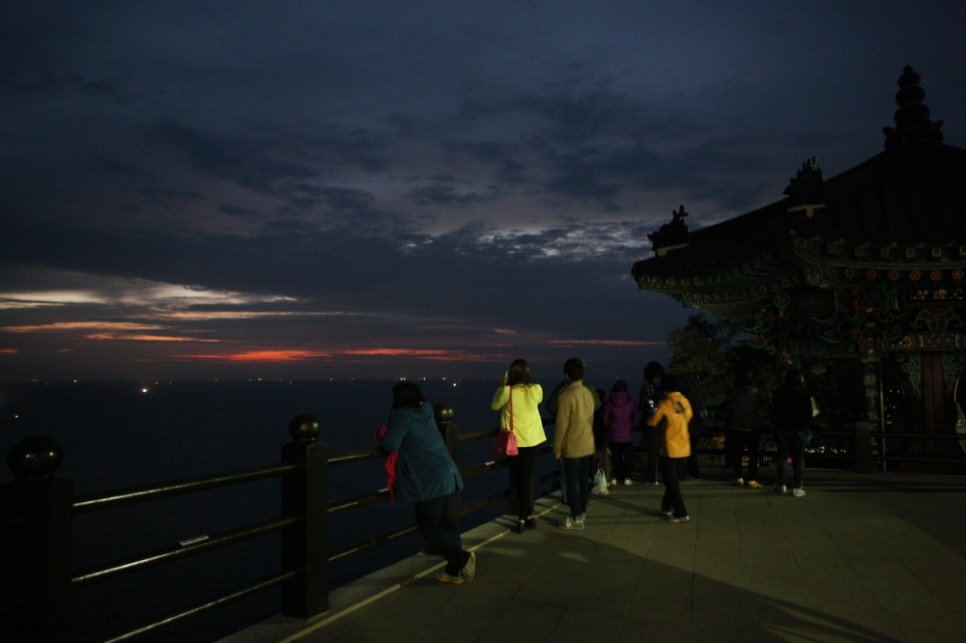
[610,441,633,481]
[414,492,469,576]
[562,455,591,519]
[727,428,761,480]
[509,446,539,520]
[642,426,660,483]
[775,430,806,489]
[659,456,688,518]
[685,430,702,479]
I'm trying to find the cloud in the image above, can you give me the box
[2,2,963,381]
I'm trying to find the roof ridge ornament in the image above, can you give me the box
[883,65,944,148]
[648,205,690,256]
[784,157,826,218]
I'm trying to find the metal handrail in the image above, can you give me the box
[73,462,297,514]
[71,515,299,587]
[2,414,557,642]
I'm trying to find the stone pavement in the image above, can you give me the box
[223,466,966,643]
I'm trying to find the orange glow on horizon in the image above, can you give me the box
[550,339,665,347]
[176,349,333,362]
[343,348,448,357]
[167,346,496,364]
[344,348,496,362]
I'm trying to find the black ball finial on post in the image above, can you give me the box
[7,435,64,479]
[433,402,459,463]
[287,414,320,442]
[3,435,73,641]
[433,402,454,427]
[281,413,328,618]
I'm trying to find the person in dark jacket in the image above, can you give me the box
[725,371,766,489]
[591,387,608,490]
[771,369,813,497]
[379,381,475,583]
[602,379,639,485]
[636,361,664,485]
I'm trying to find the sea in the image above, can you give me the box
[0,378,557,642]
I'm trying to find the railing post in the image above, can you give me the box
[433,403,459,465]
[280,414,328,618]
[426,402,460,554]
[1,436,73,642]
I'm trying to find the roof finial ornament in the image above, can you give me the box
[784,157,826,218]
[883,65,944,148]
[648,205,690,256]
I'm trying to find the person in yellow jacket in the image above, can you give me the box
[647,374,694,523]
[553,358,597,530]
[491,358,545,533]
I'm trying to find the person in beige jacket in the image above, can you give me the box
[553,358,597,529]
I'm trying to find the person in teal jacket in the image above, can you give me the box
[380,381,475,584]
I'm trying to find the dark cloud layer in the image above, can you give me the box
[1,1,964,381]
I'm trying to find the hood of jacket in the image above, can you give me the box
[664,391,689,414]
[608,391,634,407]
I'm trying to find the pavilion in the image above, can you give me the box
[631,66,966,472]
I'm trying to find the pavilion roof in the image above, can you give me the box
[632,67,966,296]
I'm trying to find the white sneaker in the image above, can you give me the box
[736,478,745,487]
[436,570,464,584]
[792,488,806,497]
[775,484,787,495]
[562,516,585,530]
[610,479,618,486]
[461,551,476,582]
[623,478,633,486]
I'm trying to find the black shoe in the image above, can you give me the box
[516,520,525,534]
[525,517,537,530]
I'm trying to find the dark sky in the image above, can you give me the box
[2,1,965,382]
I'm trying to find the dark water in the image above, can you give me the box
[1,379,555,642]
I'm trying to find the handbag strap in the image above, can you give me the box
[508,387,514,433]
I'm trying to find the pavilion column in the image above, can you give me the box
[853,354,882,473]
[861,357,882,426]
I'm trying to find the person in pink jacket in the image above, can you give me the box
[602,379,640,485]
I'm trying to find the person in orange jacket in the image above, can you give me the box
[647,374,694,523]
